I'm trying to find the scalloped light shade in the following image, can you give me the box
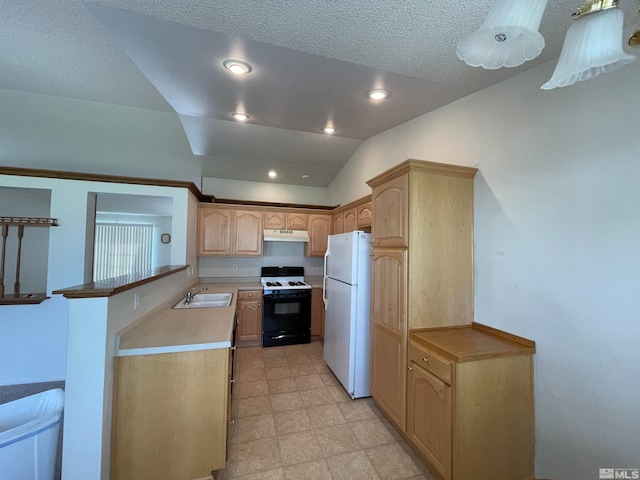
[456,0,548,69]
[541,8,636,90]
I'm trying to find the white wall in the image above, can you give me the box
[202,176,330,205]
[0,186,51,293]
[0,175,194,385]
[328,60,640,479]
[199,241,324,279]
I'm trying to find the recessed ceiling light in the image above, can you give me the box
[367,89,390,100]
[231,113,249,122]
[302,174,310,179]
[223,59,252,75]
[323,127,336,134]
[268,170,277,178]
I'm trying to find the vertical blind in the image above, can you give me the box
[93,223,153,281]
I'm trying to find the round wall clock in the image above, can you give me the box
[160,233,171,244]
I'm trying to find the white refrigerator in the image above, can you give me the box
[323,231,372,399]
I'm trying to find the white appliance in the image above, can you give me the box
[322,231,372,399]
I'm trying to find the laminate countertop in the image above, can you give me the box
[116,282,261,357]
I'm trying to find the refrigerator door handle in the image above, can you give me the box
[322,275,328,310]
[323,248,329,309]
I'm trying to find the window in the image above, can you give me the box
[93,223,153,281]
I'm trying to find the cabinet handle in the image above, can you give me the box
[422,357,429,363]
[408,365,413,371]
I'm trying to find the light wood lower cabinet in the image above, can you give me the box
[406,325,535,480]
[236,290,262,346]
[111,348,229,480]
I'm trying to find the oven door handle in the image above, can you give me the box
[322,275,328,310]
[270,333,307,340]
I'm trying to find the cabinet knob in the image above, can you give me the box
[229,419,235,425]
[408,365,413,371]
[230,379,236,384]
[422,357,429,363]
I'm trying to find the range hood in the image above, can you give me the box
[263,229,310,242]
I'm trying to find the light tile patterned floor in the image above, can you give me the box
[216,341,437,480]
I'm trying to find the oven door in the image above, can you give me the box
[262,291,311,347]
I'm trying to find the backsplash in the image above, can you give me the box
[198,241,324,278]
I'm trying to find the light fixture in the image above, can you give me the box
[323,127,336,134]
[268,170,277,179]
[542,0,636,89]
[456,0,548,69]
[231,113,249,122]
[630,1,640,46]
[457,0,639,88]
[367,89,390,100]
[222,59,252,75]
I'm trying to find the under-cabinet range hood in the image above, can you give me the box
[263,229,310,242]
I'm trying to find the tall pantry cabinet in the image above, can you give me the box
[366,159,477,432]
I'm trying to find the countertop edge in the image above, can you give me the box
[53,265,189,298]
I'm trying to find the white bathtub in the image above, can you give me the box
[0,389,64,480]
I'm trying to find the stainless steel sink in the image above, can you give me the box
[172,292,233,309]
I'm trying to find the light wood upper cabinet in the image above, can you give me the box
[357,202,372,228]
[332,212,344,235]
[199,207,232,255]
[232,210,263,256]
[199,206,262,256]
[306,214,332,257]
[342,207,357,233]
[371,174,408,247]
[236,290,262,346]
[263,211,308,230]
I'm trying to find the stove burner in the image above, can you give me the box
[289,281,305,286]
[266,281,282,287]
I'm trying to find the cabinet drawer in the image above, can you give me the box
[238,290,261,300]
[408,341,452,385]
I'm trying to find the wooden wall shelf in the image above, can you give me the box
[1,217,58,226]
[0,293,49,306]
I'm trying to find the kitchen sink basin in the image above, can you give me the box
[172,292,233,309]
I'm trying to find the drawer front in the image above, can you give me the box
[408,341,452,385]
[238,290,261,300]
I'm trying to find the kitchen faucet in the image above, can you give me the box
[185,287,202,305]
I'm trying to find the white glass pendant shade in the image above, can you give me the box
[542,8,636,90]
[456,0,548,69]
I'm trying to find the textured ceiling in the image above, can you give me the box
[2,1,638,187]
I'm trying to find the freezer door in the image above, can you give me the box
[323,277,356,396]
[325,232,356,285]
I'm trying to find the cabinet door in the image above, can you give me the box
[357,202,372,228]
[370,248,408,430]
[343,207,357,233]
[264,211,286,229]
[237,291,262,345]
[199,207,231,255]
[232,210,263,256]
[286,212,308,230]
[311,287,325,338]
[333,212,344,235]
[407,364,452,480]
[306,215,332,257]
[371,174,408,247]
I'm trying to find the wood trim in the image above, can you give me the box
[210,197,337,211]
[331,194,371,215]
[199,202,335,216]
[0,166,204,200]
[0,293,49,305]
[52,265,188,298]
[471,322,536,348]
[367,159,478,188]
